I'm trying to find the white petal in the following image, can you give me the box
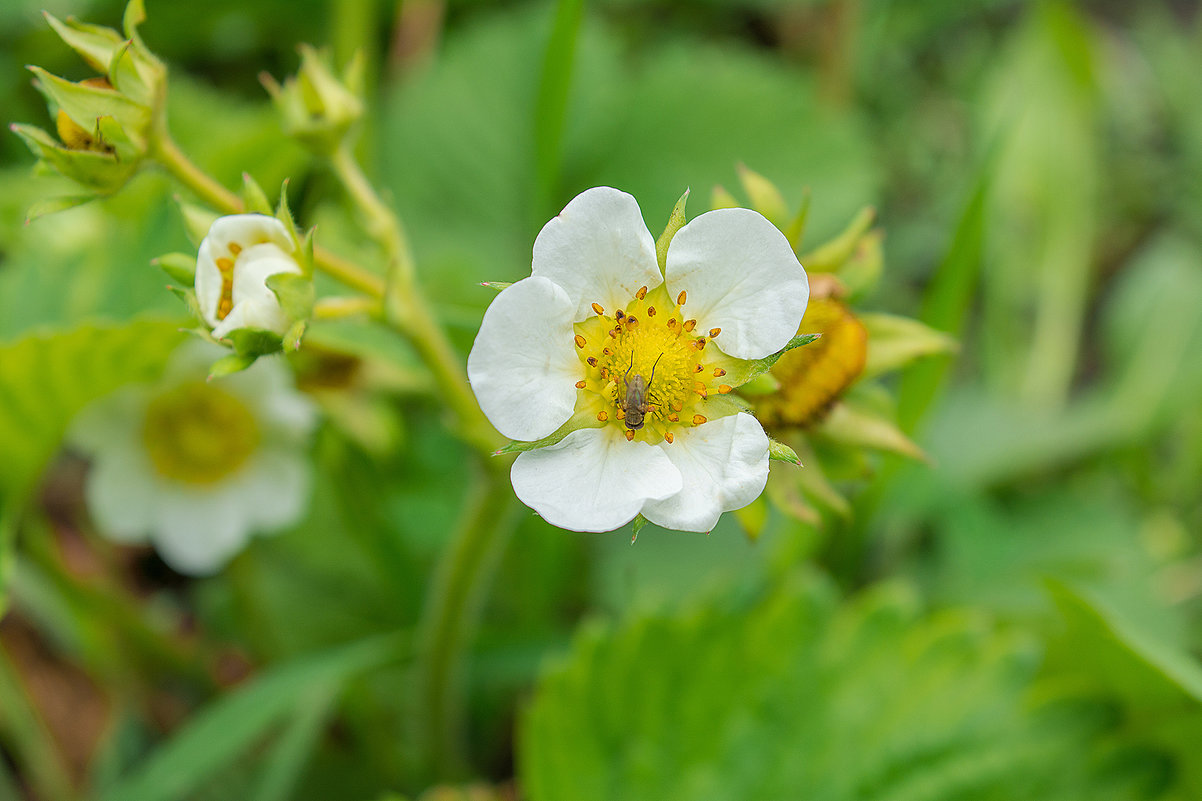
[510,427,682,532]
[236,448,311,532]
[226,356,318,438]
[665,208,809,359]
[467,276,580,441]
[70,387,145,454]
[642,413,769,533]
[532,187,662,319]
[151,484,252,575]
[195,215,293,328]
[84,443,157,544]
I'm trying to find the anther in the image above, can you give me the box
[719,384,733,394]
[636,286,649,300]
[591,302,605,315]
[603,347,613,356]
[615,309,625,321]
[695,338,706,350]
[625,429,636,441]
[683,319,697,332]
[228,243,242,256]
[574,334,586,348]
[626,316,638,329]
[677,290,687,305]
[616,409,626,420]
[667,319,678,329]
[216,257,235,273]
[576,380,587,389]
[609,328,619,338]
[668,412,679,422]
[694,380,707,392]
[597,410,609,422]
[672,401,683,412]
[647,306,656,316]
[587,357,598,367]
[665,432,675,444]
[709,327,721,338]
[694,364,703,373]
[713,367,726,377]
[692,414,707,425]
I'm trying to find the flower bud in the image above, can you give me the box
[262,46,364,155]
[195,215,313,345]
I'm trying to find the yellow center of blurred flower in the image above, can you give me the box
[571,284,732,444]
[754,298,867,429]
[142,381,260,484]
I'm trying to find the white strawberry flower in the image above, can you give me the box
[71,342,317,575]
[467,187,809,533]
[194,214,303,339]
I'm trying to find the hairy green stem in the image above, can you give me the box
[409,466,517,781]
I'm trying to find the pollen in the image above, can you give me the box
[626,316,638,329]
[719,384,733,394]
[587,357,598,367]
[683,319,697,332]
[713,367,726,377]
[709,327,721,338]
[677,290,687,305]
[592,302,605,315]
[597,410,609,422]
[625,429,635,441]
[667,319,678,329]
[692,414,707,425]
[668,413,679,422]
[574,334,586,348]
[636,285,648,300]
[216,256,237,320]
[664,432,674,444]
[576,380,587,389]
[647,306,657,316]
[694,364,703,373]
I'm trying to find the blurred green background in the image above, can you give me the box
[2,0,1201,799]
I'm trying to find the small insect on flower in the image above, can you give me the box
[620,352,663,431]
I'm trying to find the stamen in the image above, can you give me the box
[587,357,598,367]
[616,409,626,420]
[228,243,242,256]
[692,414,707,425]
[597,410,609,422]
[647,306,657,316]
[574,334,586,348]
[694,364,703,373]
[636,286,649,300]
[609,328,620,338]
[575,380,587,389]
[615,309,625,321]
[713,367,726,377]
[667,319,678,329]
[672,401,683,412]
[591,302,605,315]
[668,412,679,422]
[626,316,638,329]
[683,319,697,332]
[677,290,687,305]
[603,347,613,356]
[719,384,733,394]
[625,429,636,441]
[695,338,706,350]
[709,327,721,338]
[665,432,675,444]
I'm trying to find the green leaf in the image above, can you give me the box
[249,686,337,801]
[712,333,820,389]
[522,578,1173,801]
[533,0,585,218]
[0,319,185,499]
[654,189,689,271]
[97,635,405,801]
[630,514,648,543]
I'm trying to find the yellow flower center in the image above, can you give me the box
[142,381,260,484]
[572,284,733,444]
[754,297,867,429]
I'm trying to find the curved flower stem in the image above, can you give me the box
[409,463,518,782]
[330,145,416,286]
[313,295,383,320]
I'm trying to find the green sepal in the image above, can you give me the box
[655,188,690,271]
[713,333,821,389]
[224,327,284,359]
[860,312,958,380]
[298,228,316,277]
[493,410,604,456]
[275,180,302,249]
[737,164,788,226]
[282,320,307,353]
[783,188,811,252]
[177,201,218,247]
[697,395,751,420]
[266,272,315,321]
[481,281,513,292]
[11,122,134,193]
[208,352,257,379]
[42,12,124,73]
[768,438,803,466]
[710,185,739,210]
[839,228,883,298]
[241,173,273,215]
[24,194,97,222]
[817,402,926,461]
[106,40,148,107]
[735,372,781,397]
[153,252,197,284]
[799,206,875,272]
[94,114,139,160]
[630,514,649,544]
[28,66,149,148]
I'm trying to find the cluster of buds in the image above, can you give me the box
[714,166,958,531]
[261,45,364,156]
[11,0,166,212]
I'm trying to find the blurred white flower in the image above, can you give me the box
[71,343,317,575]
[194,214,302,339]
[467,187,808,533]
